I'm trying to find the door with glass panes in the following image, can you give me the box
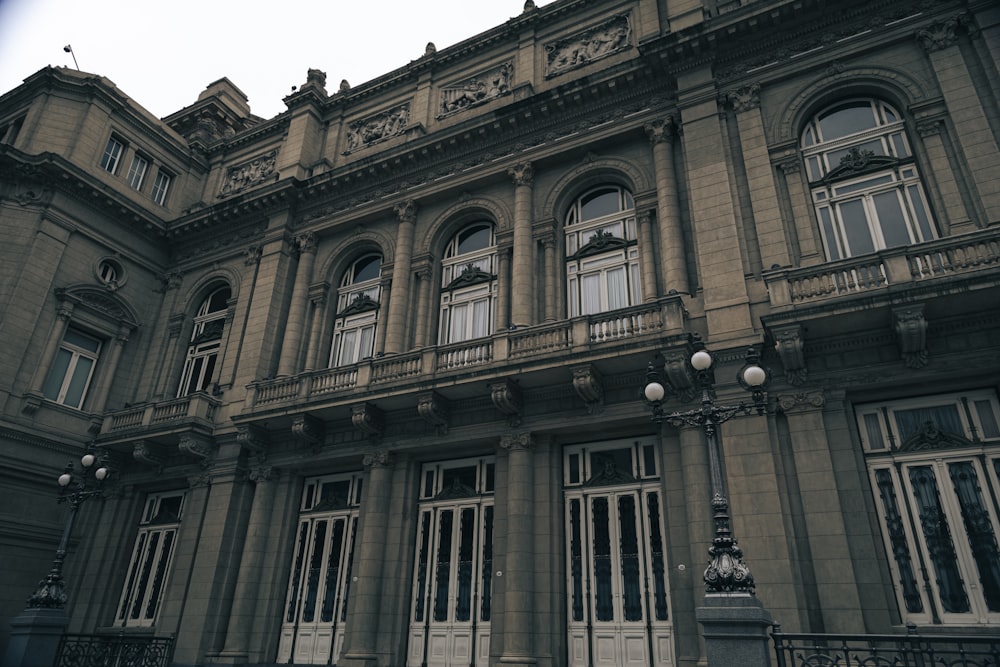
[278,473,362,665]
[408,458,494,667]
[565,439,673,667]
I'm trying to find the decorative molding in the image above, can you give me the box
[545,14,631,78]
[772,323,808,386]
[362,449,394,468]
[490,379,523,427]
[499,432,533,451]
[584,456,636,487]
[187,472,212,489]
[235,423,269,457]
[291,413,324,449]
[295,232,317,255]
[572,365,604,414]
[724,83,761,113]
[351,403,385,437]
[776,392,825,413]
[508,162,534,188]
[248,464,274,483]
[893,304,928,369]
[345,103,410,153]
[916,118,944,138]
[417,391,450,434]
[55,285,140,331]
[644,117,677,145]
[438,61,512,117]
[898,421,971,452]
[244,244,263,266]
[394,199,417,224]
[916,16,960,52]
[662,351,696,402]
[220,150,277,198]
[157,271,183,293]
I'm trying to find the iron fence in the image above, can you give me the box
[772,624,1000,667]
[54,633,175,667]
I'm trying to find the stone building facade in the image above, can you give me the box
[1,0,999,665]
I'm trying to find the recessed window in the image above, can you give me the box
[151,170,172,205]
[801,98,936,260]
[565,185,641,317]
[100,136,125,174]
[95,258,125,288]
[126,154,148,190]
[177,285,231,396]
[41,327,102,409]
[439,222,497,344]
[331,254,382,366]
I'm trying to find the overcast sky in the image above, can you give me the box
[0,0,557,120]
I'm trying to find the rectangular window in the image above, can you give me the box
[126,154,148,190]
[151,170,171,205]
[116,492,184,628]
[42,328,101,409]
[100,136,124,174]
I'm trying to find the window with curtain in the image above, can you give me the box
[177,285,231,396]
[331,254,382,366]
[439,223,496,344]
[857,391,1000,625]
[565,185,641,317]
[801,98,936,260]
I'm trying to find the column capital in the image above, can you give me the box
[508,161,534,187]
[499,432,533,451]
[244,244,263,266]
[362,449,395,469]
[248,464,275,483]
[157,271,183,292]
[723,83,761,113]
[916,15,970,52]
[394,199,418,223]
[644,116,677,144]
[916,118,944,137]
[295,231,318,255]
[56,303,75,321]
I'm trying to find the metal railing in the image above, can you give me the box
[772,624,1000,667]
[55,633,175,667]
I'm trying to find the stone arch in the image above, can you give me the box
[317,228,395,288]
[55,284,141,332]
[773,66,932,144]
[542,157,650,225]
[179,268,241,316]
[421,195,513,257]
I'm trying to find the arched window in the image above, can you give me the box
[331,253,382,366]
[801,98,936,260]
[439,223,497,344]
[565,185,640,317]
[177,285,230,396]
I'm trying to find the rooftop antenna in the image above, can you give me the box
[63,45,79,70]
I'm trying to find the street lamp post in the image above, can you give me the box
[643,338,769,595]
[4,442,111,667]
[26,442,110,609]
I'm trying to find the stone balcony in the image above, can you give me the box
[763,227,1000,311]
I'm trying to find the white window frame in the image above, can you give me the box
[41,327,102,409]
[101,136,124,174]
[177,286,230,397]
[439,224,496,345]
[151,170,172,205]
[801,98,936,260]
[116,491,185,628]
[331,255,382,367]
[126,153,148,190]
[858,391,1000,626]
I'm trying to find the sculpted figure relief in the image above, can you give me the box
[345,103,411,152]
[439,62,513,116]
[220,150,277,197]
[545,15,631,78]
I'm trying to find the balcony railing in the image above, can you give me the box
[772,625,1000,667]
[56,633,175,667]
[101,393,220,435]
[247,296,687,409]
[765,228,1000,308]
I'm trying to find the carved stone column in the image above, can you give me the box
[495,245,512,332]
[645,118,689,295]
[28,303,74,396]
[218,465,279,660]
[541,234,557,321]
[498,432,536,664]
[385,201,416,353]
[776,159,821,262]
[413,267,432,348]
[302,284,329,372]
[339,451,395,667]
[638,209,658,302]
[509,163,535,327]
[277,232,317,376]
[86,325,130,411]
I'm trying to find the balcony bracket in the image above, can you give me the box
[490,378,523,427]
[417,392,450,435]
[893,304,928,369]
[771,323,808,386]
[572,365,604,414]
[291,413,325,452]
[352,403,385,439]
